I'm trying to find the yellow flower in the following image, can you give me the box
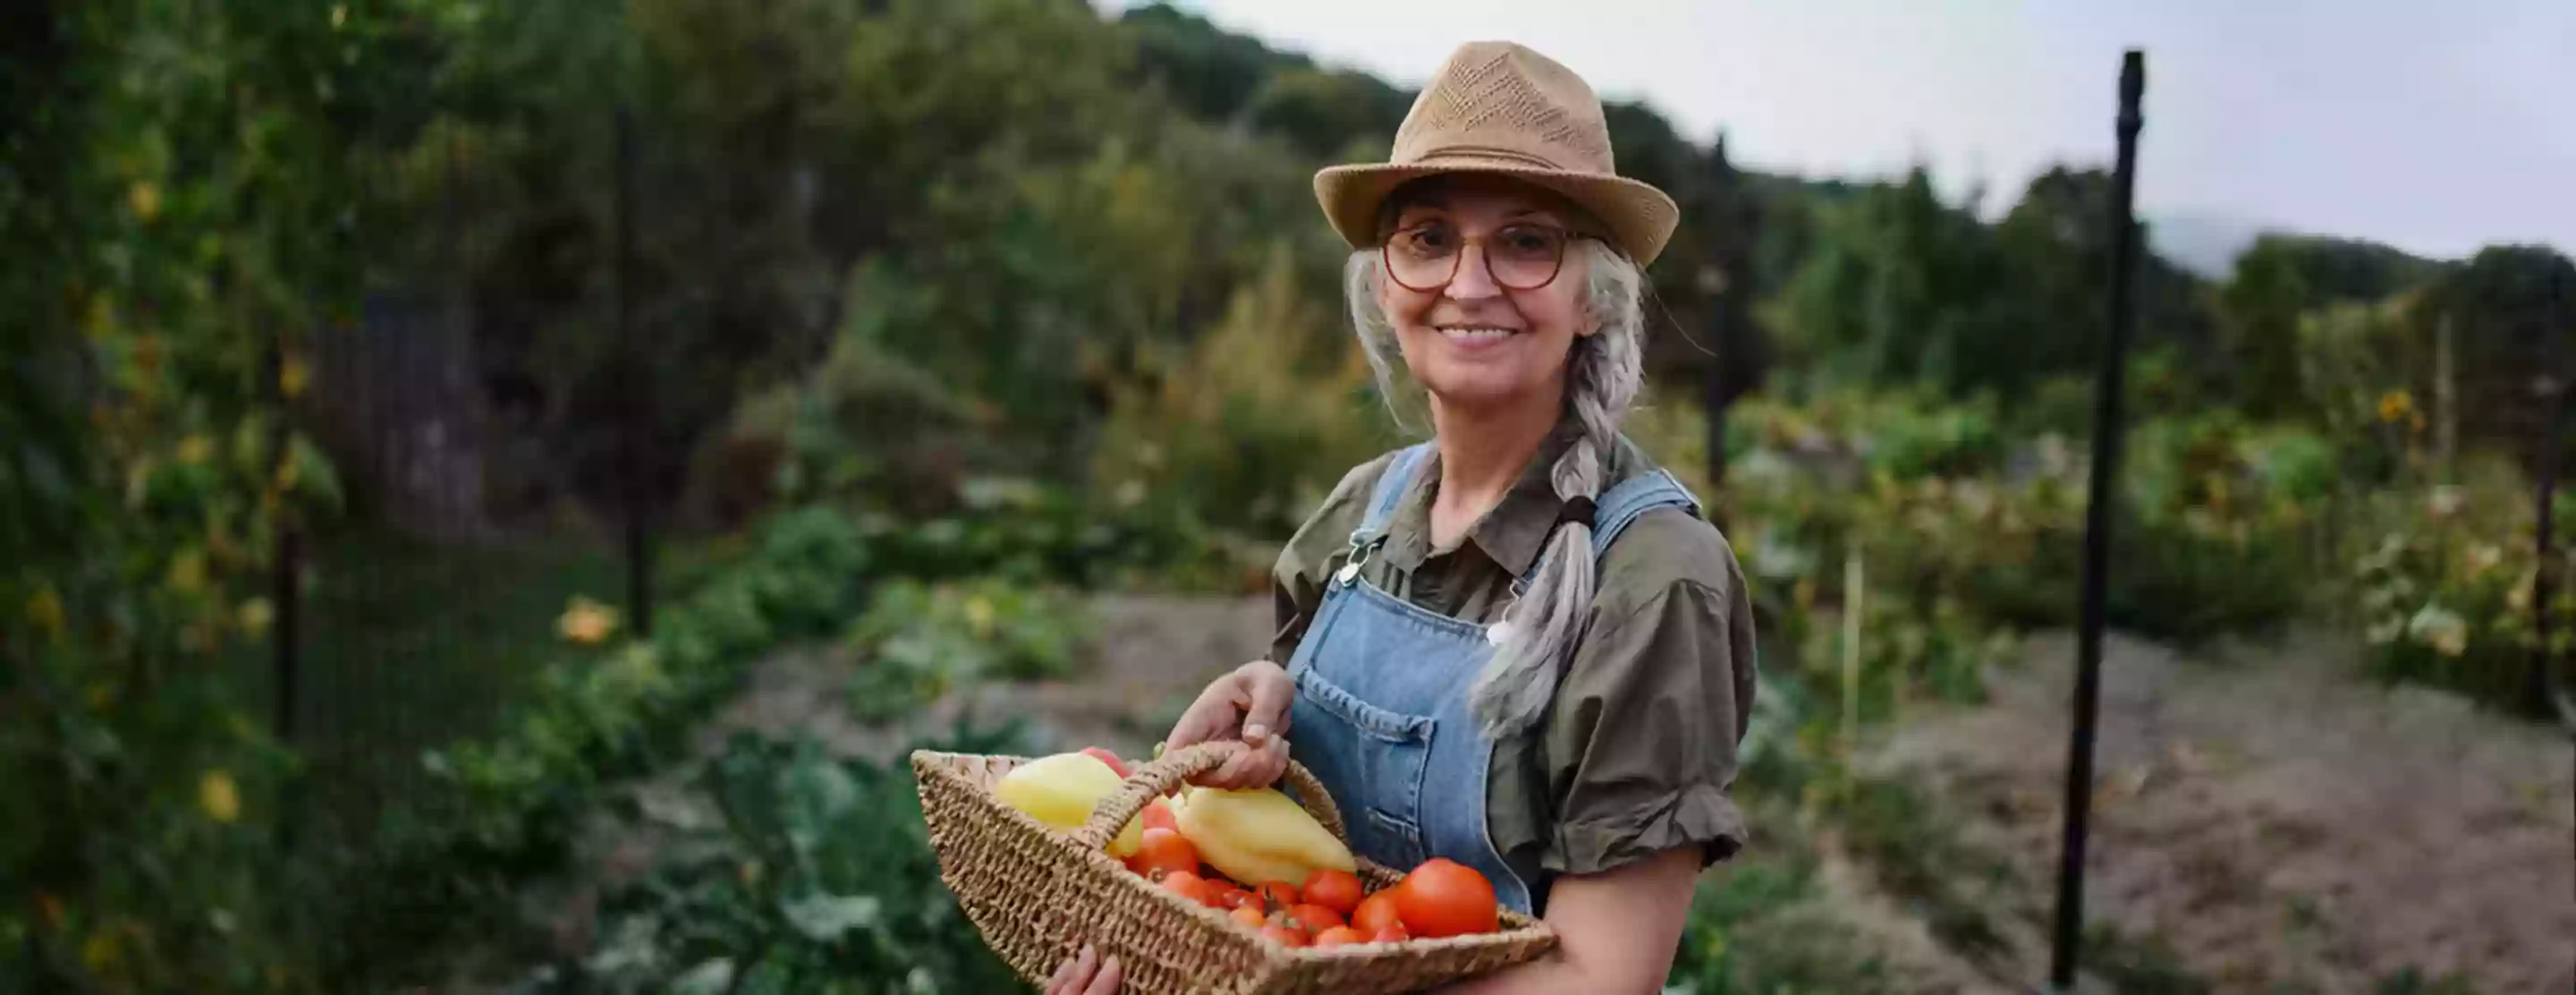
[81,930,120,975]
[199,770,241,823]
[127,182,161,223]
[2377,390,2414,424]
[557,596,620,645]
[238,598,275,637]
[82,295,115,341]
[167,549,208,594]
[27,587,65,638]
[280,354,311,398]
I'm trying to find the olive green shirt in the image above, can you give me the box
[1269,429,1758,880]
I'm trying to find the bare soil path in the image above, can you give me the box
[1861,627,2575,995]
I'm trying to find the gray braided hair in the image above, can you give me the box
[1341,238,1648,739]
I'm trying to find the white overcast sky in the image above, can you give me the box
[1119,0,2572,263]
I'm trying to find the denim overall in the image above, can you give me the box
[1284,441,1702,916]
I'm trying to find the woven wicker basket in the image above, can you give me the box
[912,741,1556,994]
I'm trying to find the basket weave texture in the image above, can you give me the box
[912,741,1555,994]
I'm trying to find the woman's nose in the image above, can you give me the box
[1444,244,1504,301]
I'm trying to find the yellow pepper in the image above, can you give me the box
[1175,784,1357,886]
[993,752,1144,856]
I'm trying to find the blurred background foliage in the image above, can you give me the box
[3,0,2568,991]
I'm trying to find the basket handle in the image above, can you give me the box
[1070,740,1348,852]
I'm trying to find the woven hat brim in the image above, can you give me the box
[1315,159,1681,268]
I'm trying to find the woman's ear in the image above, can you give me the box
[1568,249,1603,337]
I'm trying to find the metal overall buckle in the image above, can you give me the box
[1334,529,1379,589]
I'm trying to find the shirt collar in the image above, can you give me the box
[1379,428,1580,579]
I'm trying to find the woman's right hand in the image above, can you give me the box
[1163,659,1294,790]
[1043,943,1121,995]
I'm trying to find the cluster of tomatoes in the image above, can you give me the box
[1122,797,1503,949]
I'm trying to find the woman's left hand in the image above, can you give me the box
[1044,943,1123,995]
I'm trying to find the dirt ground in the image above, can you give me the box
[1860,627,2575,995]
[476,597,2572,994]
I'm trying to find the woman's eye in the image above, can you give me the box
[1399,226,1456,254]
[1498,227,1558,257]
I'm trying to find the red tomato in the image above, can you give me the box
[1351,891,1403,935]
[1229,905,1267,930]
[1255,881,1301,910]
[1159,870,1213,905]
[1259,924,1309,948]
[1216,887,1257,911]
[1130,828,1200,880]
[1301,869,1364,915]
[1140,798,1179,834]
[1310,926,1366,948]
[1393,859,1497,938]
[1369,923,1410,944]
[1286,903,1345,933]
[1080,746,1131,778]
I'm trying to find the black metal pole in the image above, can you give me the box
[2048,49,2145,991]
[615,106,653,638]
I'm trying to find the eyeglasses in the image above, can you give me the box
[1380,221,1601,293]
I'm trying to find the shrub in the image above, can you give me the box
[538,724,1030,994]
[421,507,877,889]
[847,477,1269,595]
[2343,458,2566,717]
[1089,240,1402,546]
[844,578,1095,723]
[1663,855,1896,995]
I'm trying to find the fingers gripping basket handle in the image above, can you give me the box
[1070,741,1348,851]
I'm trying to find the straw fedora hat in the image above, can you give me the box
[1314,40,1681,267]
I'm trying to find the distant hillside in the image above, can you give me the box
[2147,211,2266,279]
[2149,209,2453,298]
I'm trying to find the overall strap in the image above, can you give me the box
[1586,467,1702,557]
[1508,467,1703,597]
[1356,442,1435,540]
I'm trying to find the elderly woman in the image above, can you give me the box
[1047,40,1756,994]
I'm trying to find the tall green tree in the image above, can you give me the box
[1772,166,2011,395]
[2219,236,2314,418]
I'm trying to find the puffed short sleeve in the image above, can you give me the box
[1539,515,1758,875]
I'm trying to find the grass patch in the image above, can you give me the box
[1664,838,1899,995]
[1826,776,2023,965]
[2080,924,2211,995]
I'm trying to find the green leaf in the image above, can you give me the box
[780,893,881,942]
[286,436,342,511]
[671,957,736,995]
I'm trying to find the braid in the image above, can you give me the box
[1470,241,1645,738]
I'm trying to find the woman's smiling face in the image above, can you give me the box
[1377,176,1598,416]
